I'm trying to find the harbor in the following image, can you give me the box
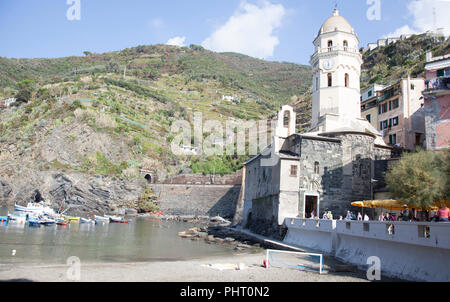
[0,205,238,266]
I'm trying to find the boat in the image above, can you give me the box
[0,216,8,223]
[28,218,41,227]
[7,213,26,224]
[80,217,96,224]
[108,216,129,224]
[67,216,81,223]
[56,219,68,226]
[94,215,110,222]
[15,203,55,215]
[40,218,56,226]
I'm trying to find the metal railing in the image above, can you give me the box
[424,76,450,92]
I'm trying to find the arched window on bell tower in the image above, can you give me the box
[345,73,349,88]
[343,40,348,51]
[327,40,333,52]
[327,73,332,87]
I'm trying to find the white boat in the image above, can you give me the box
[106,215,129,224]
[80,217,96,224]
[15,203,55,215]
[94,215,110,224]
[95,215,110,221]
[7,213,26,224]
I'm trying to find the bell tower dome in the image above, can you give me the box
[310,9,363,129]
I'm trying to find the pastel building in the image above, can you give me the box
[377,78,425,150]
[361,84,385,129]
[423,52,450,151]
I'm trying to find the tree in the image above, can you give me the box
[36,88,54,101]
[83,51,92,57]
[386,149,449,210]
[15,80,35,101]
[106,61,120,74]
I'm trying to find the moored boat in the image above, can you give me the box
[94,215,110,222]
[28,218,40,227]
[56,219,68,226]
[80,217,96,224]
[67,216,81,223]
[15,203,55,215]
[0,216,8,223]
[108,216,129,224]
[7,213,26,224]
[40,218,56,226]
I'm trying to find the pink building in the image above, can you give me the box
[423,52,450,151]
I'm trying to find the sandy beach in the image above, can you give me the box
[0,251,372,282]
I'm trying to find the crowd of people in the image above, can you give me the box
[311,203,450,223]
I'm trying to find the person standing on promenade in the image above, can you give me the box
[435,203,450,222]
[400,205,412,221]
[345,211,352,220]
[357,212,362,221]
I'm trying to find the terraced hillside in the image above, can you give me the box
[0,44,312,213]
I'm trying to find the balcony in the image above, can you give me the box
[310,46,360,62]
[424,76,450,93]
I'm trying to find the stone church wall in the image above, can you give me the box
[294,136,343,217]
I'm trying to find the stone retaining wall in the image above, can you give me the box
[150,184,241,219]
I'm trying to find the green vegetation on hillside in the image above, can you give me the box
[361,35,450,90]
[0,44,312,178]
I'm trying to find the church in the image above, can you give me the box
[240,9,401,236]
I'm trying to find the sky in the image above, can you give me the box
[0,0,449,65]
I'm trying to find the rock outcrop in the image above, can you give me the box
[0,171,145,215]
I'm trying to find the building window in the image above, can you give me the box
[316,77,319,91]
[393,116,399,126]
[393,99,399,109]
[366,114,371,123]
[290,165,298,177]
[380,121,383,130]
[411,84,415,90]
[328,73,332,87]
[389,101,392,111]
[437,69,444,77]
[343,40,348,51]
[389,134,397,145]
[328,40,333,51]
[383,120,388,129]
[314,162,320,174]
[345,73,349,88]
[368,90,373,97]
[379,103,388,114]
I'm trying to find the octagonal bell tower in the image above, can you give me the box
[310,9,363,129]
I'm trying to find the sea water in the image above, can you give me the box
[0,206,236,265]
